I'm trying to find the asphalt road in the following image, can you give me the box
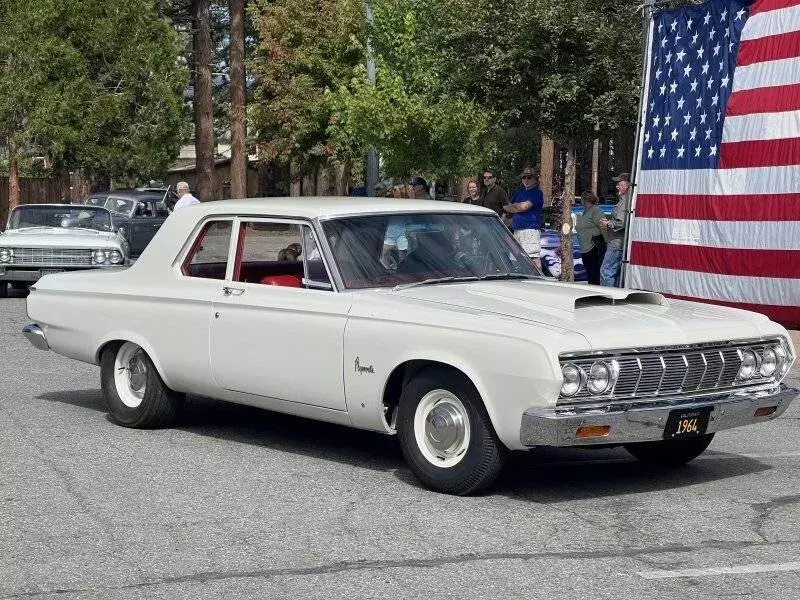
[2,293,799,600]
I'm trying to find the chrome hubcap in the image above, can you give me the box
[114,342,148,408]
[414,390,471,468]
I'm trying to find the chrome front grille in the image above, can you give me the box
[11,247,93,266]
[558,339,788,407]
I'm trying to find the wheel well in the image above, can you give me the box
[96,339,125,364]
[381,360,474,432]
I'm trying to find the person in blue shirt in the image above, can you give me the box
[503,167,544,270]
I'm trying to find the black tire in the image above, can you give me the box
[624,433,715,467]
[396,367,507,495]
[0,282,7,298]
[100,342,184,428]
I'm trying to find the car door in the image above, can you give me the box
[209,218,352,411]
[128,201,168,256]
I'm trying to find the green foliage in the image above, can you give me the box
[250,0,365,166]
[325,0,491,181]
[0,0,188,181]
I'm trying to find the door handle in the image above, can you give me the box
[222,286,245,297]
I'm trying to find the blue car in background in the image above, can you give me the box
[539,203,614,281]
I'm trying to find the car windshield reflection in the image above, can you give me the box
[322,213,540,289]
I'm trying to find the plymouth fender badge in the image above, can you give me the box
[354,356,375,375]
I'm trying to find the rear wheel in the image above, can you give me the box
[624,434,714,466]
[101,341,184,428]
[0,282,7,298]
[396,367,506,495]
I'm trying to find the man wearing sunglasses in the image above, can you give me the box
[477,169,508,217]
[503,168,544,269]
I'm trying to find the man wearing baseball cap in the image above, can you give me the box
[598,172,631,287]
[409,176,432,200]
[503,167,544,269]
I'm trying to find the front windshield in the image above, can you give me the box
[322,213,539,289]
[7,206,113,232]
[104,196,136,214]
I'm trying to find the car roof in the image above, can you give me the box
[90,190,166,201]
[13,203,109,210]
[175,196,496,219]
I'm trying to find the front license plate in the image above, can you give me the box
[663,406,712,440]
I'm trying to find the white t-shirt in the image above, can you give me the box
[173,193,200,210]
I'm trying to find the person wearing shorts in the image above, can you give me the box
[503,168,544,270]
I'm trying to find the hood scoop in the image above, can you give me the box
[574,291,666,309]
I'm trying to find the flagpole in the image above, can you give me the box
[621,0,658,288]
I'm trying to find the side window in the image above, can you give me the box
[183,220,232,280]
[233,221,331,289]
[301,226,331,287]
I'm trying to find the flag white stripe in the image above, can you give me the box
[627,265,800,306]
[739,4,800,41]
[636,165,800,194]
[731,56,800,92]
[723,109,800,142]
[630,217,800,250]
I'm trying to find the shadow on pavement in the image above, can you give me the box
[38,389,773,498]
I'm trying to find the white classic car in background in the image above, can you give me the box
[0,204,128,297]
[23,198,798,494]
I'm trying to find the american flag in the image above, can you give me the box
[626,0,800,328]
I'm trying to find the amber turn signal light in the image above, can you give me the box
[575,425,611,438]
[754,406,777,417]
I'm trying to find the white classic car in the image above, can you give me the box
[22,198,798,494]
[0,204,128,297]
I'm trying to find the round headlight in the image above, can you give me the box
[738,349,758,380]
[0,248,12,262]
[92,249,107,264]
[759,347,778,377]
[561,363,584,397]
[587,361,612,395]
[108,250,123,264]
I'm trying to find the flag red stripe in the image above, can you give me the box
[629,241,800,278]
[726,83,800,115]
[737,29,800,66]
[720,138,800,168]
[749,0,800,16]
[635,193,800,221]
[665,294,800,328]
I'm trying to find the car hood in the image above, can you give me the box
[0,228,121,249]
[391,279,770,349]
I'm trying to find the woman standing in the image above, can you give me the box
[575,190,607,285]
[462,180,480,204]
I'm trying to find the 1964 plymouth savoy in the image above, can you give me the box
[23,198,797,494]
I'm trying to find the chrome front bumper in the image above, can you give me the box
[22,323,50,351]
[520,385,797,447]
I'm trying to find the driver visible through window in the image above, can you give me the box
[323,213,539,289]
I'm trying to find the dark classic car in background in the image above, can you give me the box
[86,188,176,258]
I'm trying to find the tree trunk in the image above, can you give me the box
[229,0,247,199]
[559,143,576,282]
[316,164,333,196]
[301,164,316,196]
[289,158,301,197]
[9,136,20,211]
[333,161,348,196]
[539,135,556,206]
[194,0,215,201]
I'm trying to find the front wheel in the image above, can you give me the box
[0,282,7,298]
[101,341,184,428]
[624,433,715,466]
[396,367,506,495]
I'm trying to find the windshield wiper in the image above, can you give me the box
[393,276,480,290]
[477,273,537,281]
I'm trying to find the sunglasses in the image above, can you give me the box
[483,175,494,179]
[522,175,532,179]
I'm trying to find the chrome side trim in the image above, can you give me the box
[22,323,49,351]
